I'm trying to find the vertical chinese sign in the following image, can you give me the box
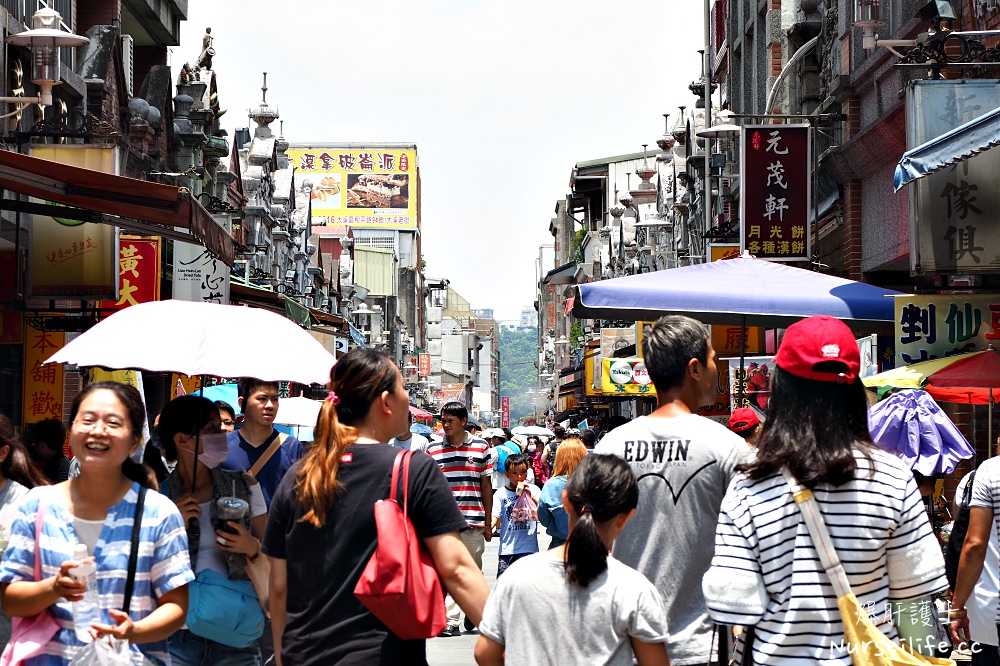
[99,237,161,312]
[418,353,431,377]
[740,125,811,261]
[173,241,230,305]
[501,396,510,428]
[22,324,64,428]
[907,80,1000,274]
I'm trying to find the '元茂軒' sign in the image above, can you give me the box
[740,125,811,262]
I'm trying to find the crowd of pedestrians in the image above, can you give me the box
[0,313,962,665]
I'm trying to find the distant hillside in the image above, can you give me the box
[499,327,537,422]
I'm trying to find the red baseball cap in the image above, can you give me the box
[728,408,761,433]
[774,315,860,383]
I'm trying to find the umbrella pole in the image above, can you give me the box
[991,389,995,459]
[739,314,747,408]
[972,397,978,467]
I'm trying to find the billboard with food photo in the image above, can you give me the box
[288,145,418,230]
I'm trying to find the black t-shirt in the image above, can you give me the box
[263,444,468,666]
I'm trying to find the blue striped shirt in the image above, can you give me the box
[0,483,194,665]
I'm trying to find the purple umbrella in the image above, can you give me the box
[868,389,974,475]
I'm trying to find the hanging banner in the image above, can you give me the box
[418,352,431,377]
[99,237,161,311]
[501,395,510,428]
[0,251,22,344]
[22,321,65,427]
[173,240,230,304]
[894,293,1000,365]
[27,145,118,299]
[600,358,657,396]
[740,125,811,261]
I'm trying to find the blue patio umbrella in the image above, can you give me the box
[410,424,434,436]
[868,389,974,476]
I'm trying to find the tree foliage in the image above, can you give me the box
[499,326,538,422]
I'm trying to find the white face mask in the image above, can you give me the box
[527,445,537,453]
[196,433,231,469]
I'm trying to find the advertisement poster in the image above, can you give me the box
[99,237,160,311]
[725,356,775,411]
[740,125,811,261]
[893,293,1000,365]
[288,146,417,230]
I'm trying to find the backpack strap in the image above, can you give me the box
[122,486,147,614]
[249,432,287,477]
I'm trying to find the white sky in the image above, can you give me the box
[173,1,707,322]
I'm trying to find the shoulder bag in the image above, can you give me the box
[945,470,975,589]
[782,468,953,666]
[354,449,447,640]
[244,437,284,617]
[0,494,59,666]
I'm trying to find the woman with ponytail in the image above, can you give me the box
[0,381,194,664]
[263,348,490,666]
[475,454,671,666]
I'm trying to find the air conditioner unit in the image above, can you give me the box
[122,35,134,97]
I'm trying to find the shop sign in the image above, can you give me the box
[27,145,118,299]
[501,396,510,428]
[894,293,1000,364]
[173,240,230,304]
[740,125,811,261]
[418,352,431,376]
[601,327,636,358]
[600,358,657,395]
[99,237,160,312]
[908,80,1000,274]
[289,146,417,230]
[22,321,64,427]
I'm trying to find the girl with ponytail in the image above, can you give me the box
[263,348,490,665]
[475,454,671,666]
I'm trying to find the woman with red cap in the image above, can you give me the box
[703,315,948,664]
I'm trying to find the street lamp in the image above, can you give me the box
[3,8,89,113]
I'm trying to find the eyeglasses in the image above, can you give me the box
[221,419,235,427]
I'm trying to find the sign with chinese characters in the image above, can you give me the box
[418,352,431,377]
[22,321,64,427]
[907,80,1000,274]
[740,125,811,261]
[99,237,160,312]
[288,146,418,230]
[173,240,230,304]
[28,145,118,299]
[725,356,775,411]
[600,358,658,396]
[894,293,1000,365]
[501,396,510,428]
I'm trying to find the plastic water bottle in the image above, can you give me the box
[69,544,99,642]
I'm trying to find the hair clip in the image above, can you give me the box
[326,391,341,406]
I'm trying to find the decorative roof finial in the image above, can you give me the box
[261,72,268,105]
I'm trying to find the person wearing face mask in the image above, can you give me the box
[526,436,547,487]
[156,395,267,665]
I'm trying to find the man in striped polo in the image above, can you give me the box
[426,401,493,636]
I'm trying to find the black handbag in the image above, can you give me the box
[945,470,975,589]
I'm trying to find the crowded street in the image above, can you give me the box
[3,0,1000,665]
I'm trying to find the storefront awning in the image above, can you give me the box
[894,105,1000,191]
[0,149,234,265]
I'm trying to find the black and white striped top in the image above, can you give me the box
[704,448,947,664]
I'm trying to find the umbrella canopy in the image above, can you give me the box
[868,389,974,475]
[409,404,433,419]
[44,299,335,385]
[861,351,986,390]
[511,425,554,437]
[195,384,239,412]
[275,396,323,427]
[481,428,506,439]
[410,423,434,436]
[925,349,1000,403]
[572,256,904,330]
[894,105,1000,190]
